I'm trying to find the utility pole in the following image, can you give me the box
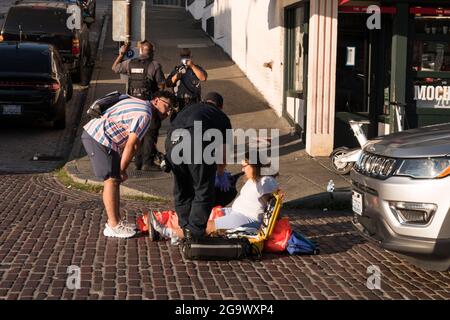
[112,0,146,43]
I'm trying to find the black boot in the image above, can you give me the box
[183,227,194,240]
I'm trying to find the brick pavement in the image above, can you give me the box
[0,174,448,300]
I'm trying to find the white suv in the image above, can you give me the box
[351,123,450,271]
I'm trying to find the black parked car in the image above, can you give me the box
[0,42,72,129]
[0,1,91,85]
[13,0,97,26]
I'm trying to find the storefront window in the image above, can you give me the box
[294,7,305,92]
[411,15,450,110]
[412,40,450,72]
[414,17,450,35]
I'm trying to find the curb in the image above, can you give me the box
[284,191,352,210]
[63,160,164,200]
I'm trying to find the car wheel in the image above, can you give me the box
[53,99,66,130]
[330,147,354,175]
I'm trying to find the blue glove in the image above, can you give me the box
[215,171,232,192]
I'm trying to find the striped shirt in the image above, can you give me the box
[83,97,152,154]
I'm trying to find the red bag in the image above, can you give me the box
[264,217,293,252]
[209,206,224,220]
[137,207,225,233]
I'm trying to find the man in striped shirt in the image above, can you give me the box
[81,91,175,238]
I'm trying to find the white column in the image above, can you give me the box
[306,0,338,156]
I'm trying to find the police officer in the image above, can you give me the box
[165,92,231,239]
[112,40,166,170]
[166,48,207,113]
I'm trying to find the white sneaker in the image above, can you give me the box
[120,219,137,230]
[103,223,136,238]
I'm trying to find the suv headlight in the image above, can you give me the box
[394,158,450,179]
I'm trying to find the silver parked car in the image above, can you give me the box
[351,123,450,271]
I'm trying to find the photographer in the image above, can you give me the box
[166,48,207,114]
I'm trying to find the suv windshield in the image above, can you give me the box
[3,6,71,34]
[0,47,51,73]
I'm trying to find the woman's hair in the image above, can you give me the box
[244,150,265,181]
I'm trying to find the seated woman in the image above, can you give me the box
[151,156,279,242]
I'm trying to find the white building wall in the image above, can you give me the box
[186,0,206,20]
[187,0,305,117]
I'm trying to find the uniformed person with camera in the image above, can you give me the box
[166,48,208,113]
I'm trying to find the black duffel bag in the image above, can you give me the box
[180,236,260,261]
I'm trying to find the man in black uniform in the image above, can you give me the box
[165,92,231,239]
[166,48,207,112]
[112,40,166,171]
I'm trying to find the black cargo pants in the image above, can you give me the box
[135,108,161,168]
[167,144,217,237]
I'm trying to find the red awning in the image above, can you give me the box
[339,0,351,4]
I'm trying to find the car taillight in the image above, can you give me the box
[36,82,61,92]
[0,81,59,91]
[72,38,80,56]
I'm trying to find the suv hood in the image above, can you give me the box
[364,123,450,158]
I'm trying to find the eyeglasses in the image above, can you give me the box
[158,98,172,109]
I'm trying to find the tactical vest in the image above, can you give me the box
[127,58,157,100]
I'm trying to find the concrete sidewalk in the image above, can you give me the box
[66,3,352,207]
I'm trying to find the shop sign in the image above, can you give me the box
[410,7,450,16]
[414,85,450,108]
[338,6,397,14]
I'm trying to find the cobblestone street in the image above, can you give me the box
[0,174,448,300]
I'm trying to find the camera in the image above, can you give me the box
[181,58,190,66]
[176,64,187,74]
[156,152,171,173]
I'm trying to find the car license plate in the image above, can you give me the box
[352,191,363,215]
[2,105,22,115]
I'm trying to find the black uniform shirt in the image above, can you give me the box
[167,65,207,99]
[166,102,232,154]
[171,103,231,133]
[113,54,165,87]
